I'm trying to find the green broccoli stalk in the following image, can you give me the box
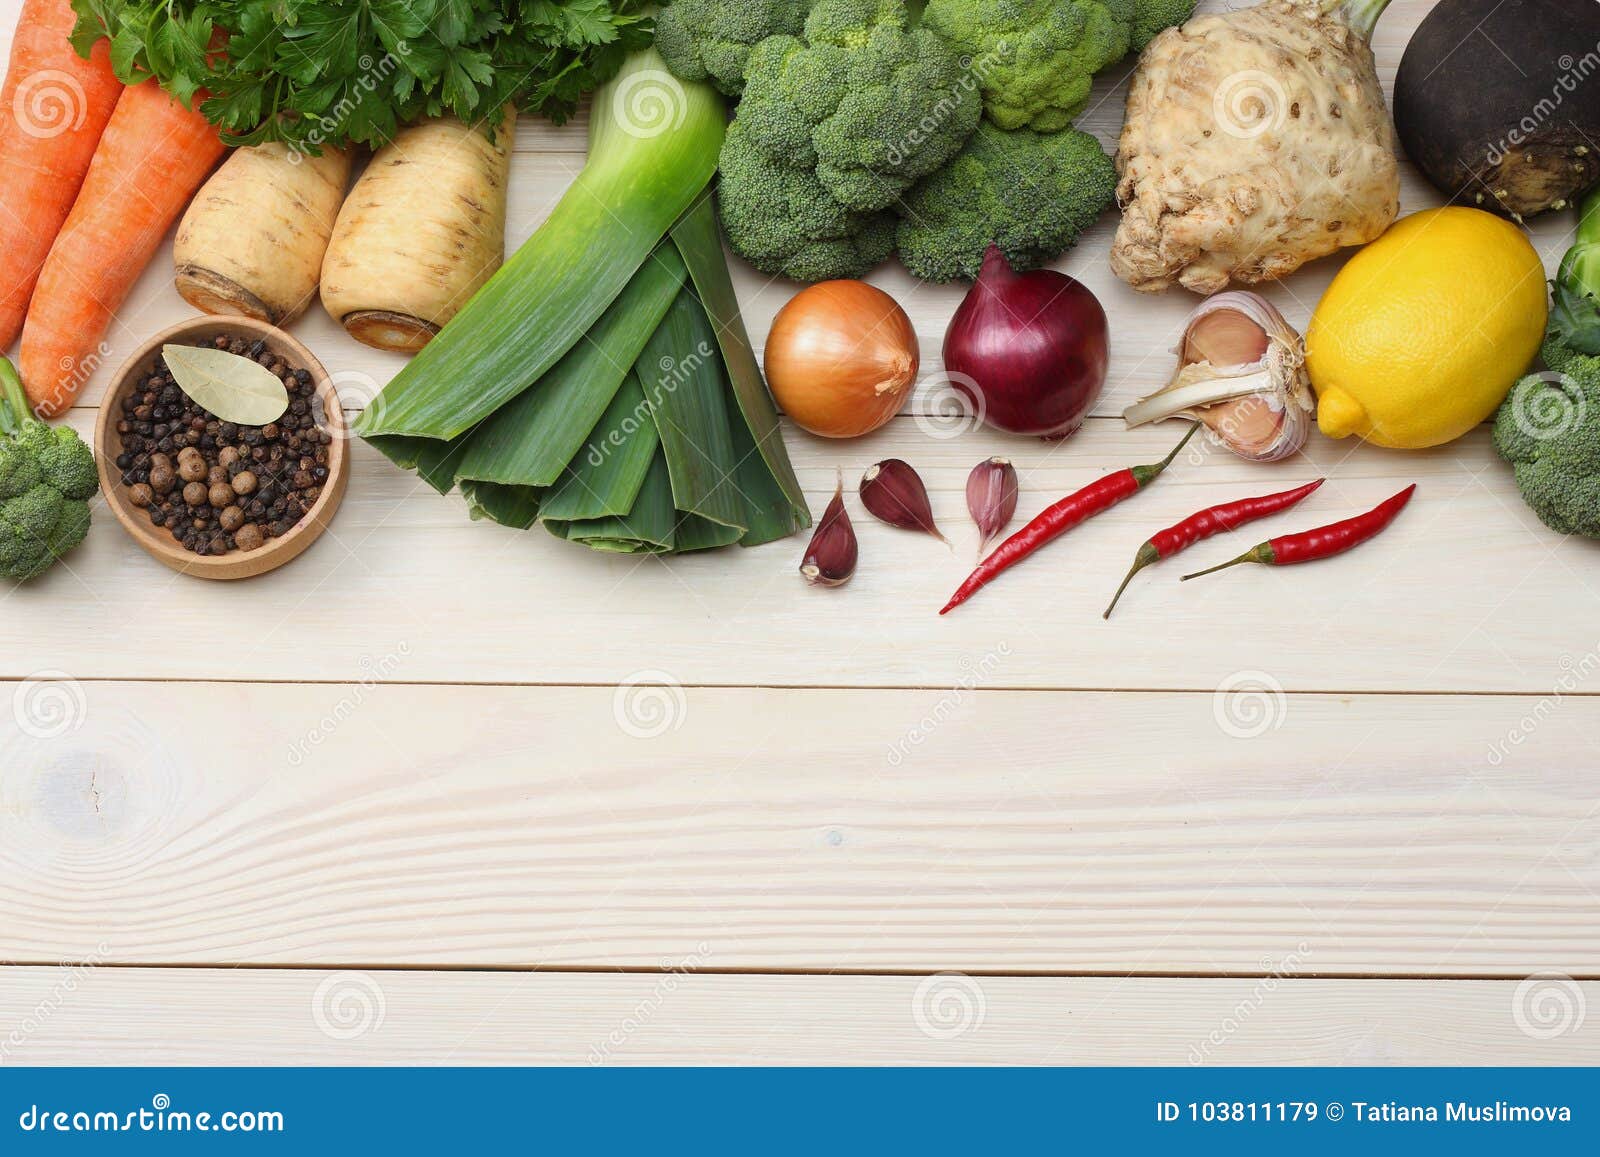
[0,357,98,582]
[654,0,815,96]
[1493,186,1600,537]
[895,121,1115,281]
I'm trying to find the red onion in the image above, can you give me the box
[942,245,1109,439]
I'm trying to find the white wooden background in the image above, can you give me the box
[2,0,1598,1064]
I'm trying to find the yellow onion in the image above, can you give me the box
[764,280,918,438]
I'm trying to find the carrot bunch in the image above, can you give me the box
[0,0,226,417]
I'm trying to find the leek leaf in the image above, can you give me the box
[669,193,809,537]
[557,451,677,553]
[452,246,685,489]
[636,290,746,531]
[539,372,660,523]
[462,480,542,529]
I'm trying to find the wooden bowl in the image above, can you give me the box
[95,316,350,580]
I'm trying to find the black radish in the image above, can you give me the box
[1394,0,1600,221]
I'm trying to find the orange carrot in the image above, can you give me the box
[0,0,122,349]
[21,78,225,415]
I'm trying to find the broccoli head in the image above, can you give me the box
[718,120,897,281]
[1494,192,1600,538]
[732,0,982,214]
[1131,0,1197,51]
[0,358,97,582]
[895,121,1115,281]
[653,0,815,96]
[921,0,1133,133]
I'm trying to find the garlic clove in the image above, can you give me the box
[801,472,858,587]
[860,459,945,541]
[1122,291,1314,462]
[966,456,1018,556]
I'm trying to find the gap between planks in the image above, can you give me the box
[1,961,1596,982]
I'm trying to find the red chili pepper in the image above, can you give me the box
[1181,484,1417,581]
[1102,478,1325,618]
[939,424,1198,615]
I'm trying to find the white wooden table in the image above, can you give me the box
[2,0,1597,1065]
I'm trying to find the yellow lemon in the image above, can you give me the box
[1306,207,1548,449]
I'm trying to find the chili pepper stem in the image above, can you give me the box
[1102,543,1160,619]
[1181,543,1275,580]
[1128,422,1201,487]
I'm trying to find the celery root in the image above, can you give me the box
[320,113,514,353]
[174,143,353,324]
[1111,0,1398,294]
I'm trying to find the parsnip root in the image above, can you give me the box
[320,113,514,353]
[1111,0,1398,294]
[174,143,353,324]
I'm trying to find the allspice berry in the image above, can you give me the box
[178,454,207,483]
[128,483,154,508]
[209,482,236,509]
[183,481,209,507]
[231,469,258,496]
[235,523,265,552]
[219,505,245,533]
[149,464,176,495]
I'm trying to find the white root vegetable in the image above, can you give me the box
[174,143,353,324]
[320,113,514,353]
[1111,0,1398,294]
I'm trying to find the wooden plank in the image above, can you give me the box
[1,683,1595,973]
[0,966,1592,1065]
[15,413,1596,691]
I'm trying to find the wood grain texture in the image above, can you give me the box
[2,682,1596,973]
[0,968,1593,1066]
[7,412,1596,691]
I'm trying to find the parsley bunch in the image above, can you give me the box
[70,1,653,149]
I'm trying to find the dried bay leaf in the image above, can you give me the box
[162,344,289,426]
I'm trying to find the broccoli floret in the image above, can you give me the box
[732,0,982,214]
[0,358,97,582]
[1131,0,1197,51]
[718,120,897,281]
[921,0,1133,133]
[1494,191,1600,538]
[895,121,1115,281]
[653,0,814,96]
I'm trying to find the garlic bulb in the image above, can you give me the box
[1122,292,1315,462]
